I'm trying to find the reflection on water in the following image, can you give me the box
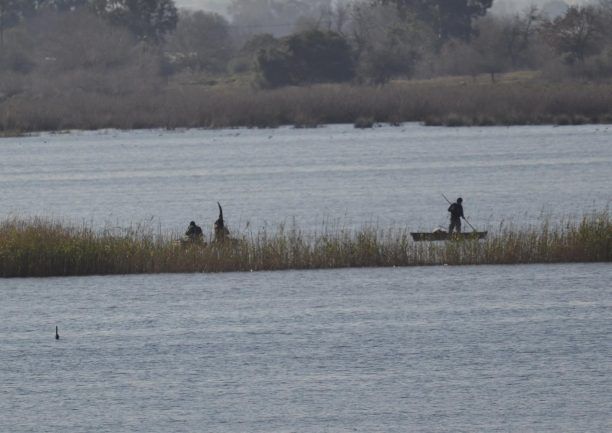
[1,264,611,432]
[0,124,610,233]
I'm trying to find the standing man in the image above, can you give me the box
[448,197,464,234]
[214,202,230,243]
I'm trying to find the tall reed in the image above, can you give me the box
[0,211,609,278]
[2,79,612,133]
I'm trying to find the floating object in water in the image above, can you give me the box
[410,231,488,242]
[55,326,59,340]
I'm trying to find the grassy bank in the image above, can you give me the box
[2,75,612,133]
[0,211,610,278]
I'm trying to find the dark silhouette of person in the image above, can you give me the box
[448,197,465,234]
[55,326,59,340]
[214,202,230,243]
[185,221,203,242]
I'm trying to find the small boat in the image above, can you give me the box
[410,231,488,241]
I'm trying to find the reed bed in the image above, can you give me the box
[2,79,612,133]
[0,211,609,278]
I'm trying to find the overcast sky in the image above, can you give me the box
[175,0,590,15]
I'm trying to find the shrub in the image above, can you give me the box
[354,116,375,128]
[256,29,354,88]
[164,10,233,73]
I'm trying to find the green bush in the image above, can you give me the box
[256,30,354,88]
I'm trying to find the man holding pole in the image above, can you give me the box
[447,197,465,234]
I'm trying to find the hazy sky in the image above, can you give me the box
[175,0,590,13]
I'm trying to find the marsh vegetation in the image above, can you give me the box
[2,1,612,132]
[1,211,609,277]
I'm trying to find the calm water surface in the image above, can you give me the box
[1,125,611,431]
[0,124,610,232]
[1,264,611,432]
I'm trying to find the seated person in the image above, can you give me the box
[185,221,203,242]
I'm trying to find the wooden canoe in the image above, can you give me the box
[410,231,488,242]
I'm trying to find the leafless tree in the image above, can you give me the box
[541,5,604,64]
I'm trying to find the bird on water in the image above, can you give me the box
[55,326,59,340]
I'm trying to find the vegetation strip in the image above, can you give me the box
[1,211,609,278]
[4,79,612,133]
[3,2,612,133]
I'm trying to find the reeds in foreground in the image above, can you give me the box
[0,211,609,278]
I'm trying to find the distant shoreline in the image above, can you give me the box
[2,74,612,134]
[1,211,609,278]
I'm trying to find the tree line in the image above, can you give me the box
[1,0,612,96]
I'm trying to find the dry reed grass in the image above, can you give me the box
[2,78,612,133]
[0,211,609,278]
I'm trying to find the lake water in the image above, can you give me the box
[1,125,611,431]
[1,264,611,432]
[0,124,610,233]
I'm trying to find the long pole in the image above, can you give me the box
[463,217,477,232]
[442,194,478,232]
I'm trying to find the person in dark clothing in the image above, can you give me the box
[214,202,230,243]
[448,197,465,234]
[185,221,204,242]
